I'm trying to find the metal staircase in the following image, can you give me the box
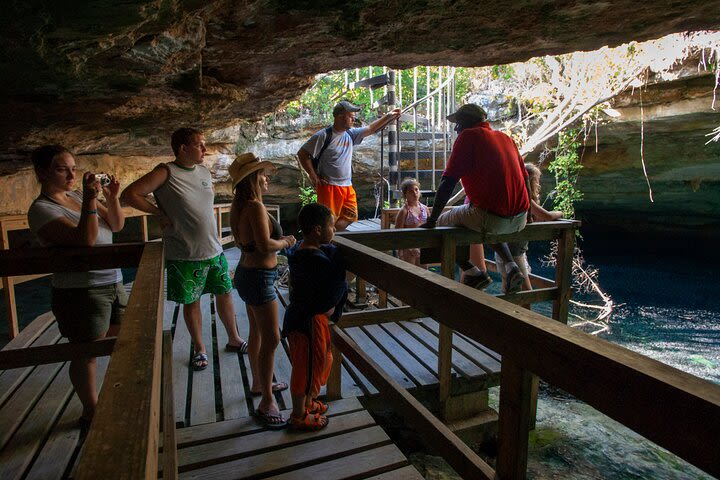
[343,66,457,207]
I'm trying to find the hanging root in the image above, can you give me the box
[543,243,615,334]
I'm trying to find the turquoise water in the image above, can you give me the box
[496,237,720,480]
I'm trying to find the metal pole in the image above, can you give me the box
[387,70,398,207]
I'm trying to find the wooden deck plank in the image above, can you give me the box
[379,321,449,378]
[172,300,192,426]
[365,464,425,479]
[269,444,411,480]
[344,326,415,389]
[0,323,62,407]
[179,426,391,479]
[422,318,502,374]
[0,363,73,480]
[341,357,379,396]
[363,323,438,387]
[400,320,484,379]
[23,395,82,480]
[0,311,55,353]
[0,351,65,449]
[177,410,378,472]
[215,309,249,421]
[174,397,364,448]
[24,355,110,480]
[190,295,217,426]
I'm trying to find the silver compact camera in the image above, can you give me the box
[95,173,111,186]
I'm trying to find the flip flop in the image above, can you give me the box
[250,381,289,396]
[253,408,287,430]
[307,398,328,415]
[191,352,208,371]
[225,340,248,354]
[290,412,328,431]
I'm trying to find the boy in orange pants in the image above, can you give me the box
[282,203,347,430]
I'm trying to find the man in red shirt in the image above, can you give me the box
[423,104,530,293]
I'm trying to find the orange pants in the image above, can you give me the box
[288,314,334,397]
[316,184,358,224]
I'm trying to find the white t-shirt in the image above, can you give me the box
[301,127,368,186]
[28,191,122,288]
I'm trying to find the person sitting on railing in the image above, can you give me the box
[27,144,126,433]
[395,177,429,268]
[282,203,347,431]
[495,163,563,296]
[121,128,248,372]
[297,100,401,231]
[229,153,296,430]
[421,104,530,294]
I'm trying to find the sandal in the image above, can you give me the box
[253,408,287,430]
[290,412,328,431]
[250,381,289,396]
[307,398,328,415]
[226,340,248,354]
[191,352,208,371]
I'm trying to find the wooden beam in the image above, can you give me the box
[0,243,146,277]
[337,220,579,251]
[162,331,178,480]
[339,306,424,327]
[333,235,720,478]
[553,229,574,324]
[75,242,165,480]
[332,326,496,480]
[0,338,116,369]
[498,287,557,305]
[496,358,534,479]
[438,234,455,408]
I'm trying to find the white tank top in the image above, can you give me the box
[153,162,222,261]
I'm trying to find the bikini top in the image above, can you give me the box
[240,213,283,253]
[402,203,428,228]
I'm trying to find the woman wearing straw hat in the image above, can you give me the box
[229,152,296,429]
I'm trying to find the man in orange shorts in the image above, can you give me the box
[282,203,348,430]
[298,100,400,231]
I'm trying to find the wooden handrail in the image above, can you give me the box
[0,337,116,369]
[0,243,146,277]
[332,235,720,478]
[75,242,165,479]
[332,325,496,480]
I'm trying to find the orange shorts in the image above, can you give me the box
[316,184,358,224]
[288,314,334,398]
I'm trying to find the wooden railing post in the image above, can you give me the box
[326,332,342,400]
[0,218,19,339]
[552,228,575,324]
[438,233,455,413]
[496,358,533,479]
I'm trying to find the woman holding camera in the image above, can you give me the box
[27,145,126,431]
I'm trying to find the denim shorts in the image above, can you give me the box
[234,265,278,306]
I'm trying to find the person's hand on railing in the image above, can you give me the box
[419,218,436,229]
[282,235,297,249]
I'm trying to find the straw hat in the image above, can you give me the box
[229,153,274,190]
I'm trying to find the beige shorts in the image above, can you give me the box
[436,203,527,236]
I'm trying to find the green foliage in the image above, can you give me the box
[298,185,317,206]
[549,129,584,218]
[491,64,515,81]
[281,66,470,122]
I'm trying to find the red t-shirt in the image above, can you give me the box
[443,123,529,217]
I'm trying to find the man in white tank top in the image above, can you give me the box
[121,128,248,371]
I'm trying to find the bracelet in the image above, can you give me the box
[85,209,98,215]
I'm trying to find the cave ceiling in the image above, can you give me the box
[2,0,720,157]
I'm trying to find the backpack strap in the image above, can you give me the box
[312,126,334,171]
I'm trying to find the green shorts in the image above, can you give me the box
[166,253,233,304]
[52,282,128,342]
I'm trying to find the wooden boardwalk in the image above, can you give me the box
[0,244,503,479]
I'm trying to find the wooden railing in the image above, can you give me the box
[330,224,720,479]
[0,242,176,479]
[0,202,263,340]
